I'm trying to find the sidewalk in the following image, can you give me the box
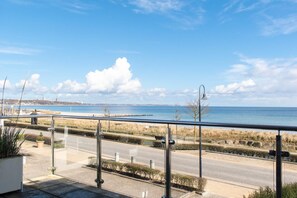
[9,141,190,198]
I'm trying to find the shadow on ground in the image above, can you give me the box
[0,176,130,198]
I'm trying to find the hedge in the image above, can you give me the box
[24,133,51,145]
[124,163,161,180]
[245,183,297,198]
[8,122,297,163]
[6,122,156,146]
[24,133,65,148]
[103,133,145,145]
[88,159,206,192]
[5,122,95,137]
[170,143,297,163]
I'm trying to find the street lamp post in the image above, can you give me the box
[0,77,7,131]
[198,84,207,178]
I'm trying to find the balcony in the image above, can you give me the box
[1,114,297,198]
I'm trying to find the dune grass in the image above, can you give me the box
[15,117,297,151]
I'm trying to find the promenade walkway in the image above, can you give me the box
[1,128,254,198]
[0,141,190,198]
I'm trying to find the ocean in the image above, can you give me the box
[21,105,297,127]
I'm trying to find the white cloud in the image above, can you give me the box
[53,57,141,94]
[214,79,256,94]
[0,46,40,55]
[0,79,12,90]
[213,56,297,96]
[227,64,248,75]
[222,0,271,13]
[54,1,97,14]
[118,80,141,93]
[8,0,97,14]
[236,0,271,13]
[16,74,48,93]
[53,80,87,93]
[221,0,297,36]
[116,0,205,29]
[262,14,297,36]
[147,88,166,97]
[129,0,182,13]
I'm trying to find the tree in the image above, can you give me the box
[187,98,208,142]
[174,109,181,143]
[1,76,7,116]
[0,76,7,132]
[103,105,110,132]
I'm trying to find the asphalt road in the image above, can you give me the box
[25,129,297,188]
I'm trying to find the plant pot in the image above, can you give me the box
[36,140,44,148]
[0,156,23,194]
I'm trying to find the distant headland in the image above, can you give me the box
[2,99,85,106]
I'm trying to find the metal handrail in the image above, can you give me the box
[2,114,297,131]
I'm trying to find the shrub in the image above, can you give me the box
[0,127,25,158]
[54,140,64,148]
[171,143,283,161]
[103,133,143,145]
[17,133,25,141]
[283,183,297,197]
[36,132,45,141]
[251,141,262,148]
[88,159,206,192]
[24,133,50,145]
[102,160,124,172]
[124,163,160,179]
[174,144,199,150]
[245,186,274,198]
[245,183,297,198]
[142,139,155,146]
[5,122,95,137]
[152,141,163,148]
[171,173,207,191]
[127,137,143,144]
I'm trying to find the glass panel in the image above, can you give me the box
[21,116,52,180]
[282,131,297,187]
[99,121,186,197]
[54,117,97,181]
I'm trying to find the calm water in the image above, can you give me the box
[22,105,297,126]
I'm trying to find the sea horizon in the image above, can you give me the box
[18,102,297,108]
[20,105,297,127]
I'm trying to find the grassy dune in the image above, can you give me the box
[15,116,297,152]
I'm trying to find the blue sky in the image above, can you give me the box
[1,0,297,106]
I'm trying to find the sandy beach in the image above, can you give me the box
[16,109,297,153]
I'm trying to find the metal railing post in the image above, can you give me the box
[199,124,202,178]
[163,124,175,198]
[48,117,56,174]
[276,130,282,198]
[95,120,104,188]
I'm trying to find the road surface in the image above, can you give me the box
[24,129,297,188]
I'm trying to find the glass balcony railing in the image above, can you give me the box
[2,114,297,198]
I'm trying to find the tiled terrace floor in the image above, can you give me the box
[1,175,128,198]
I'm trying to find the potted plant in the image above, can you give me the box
[36,132,45,148]
[0,127,25,194]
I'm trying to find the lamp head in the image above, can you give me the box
[201,93,207,100]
